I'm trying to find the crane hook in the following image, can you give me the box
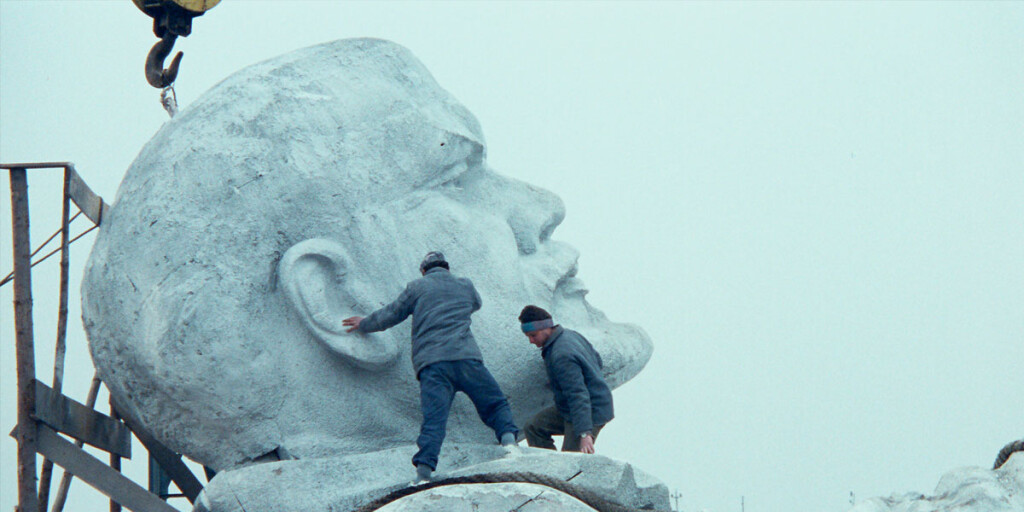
[146,33,183,88]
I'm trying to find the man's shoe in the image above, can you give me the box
[500,432,517,447]
[410,463,433,486]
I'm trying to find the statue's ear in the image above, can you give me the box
[278,239,398,370]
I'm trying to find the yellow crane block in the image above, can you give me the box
[172,0,221,13]
[132,0,221,15]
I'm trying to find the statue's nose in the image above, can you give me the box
[506,183,566,255]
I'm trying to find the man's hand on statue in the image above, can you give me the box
[580,434,595,454]
[342,316,364,333]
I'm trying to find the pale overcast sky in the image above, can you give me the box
[2,2,1022,512]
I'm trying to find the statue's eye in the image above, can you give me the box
[439,162,484,192]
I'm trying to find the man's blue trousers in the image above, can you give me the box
[413,359,519,470]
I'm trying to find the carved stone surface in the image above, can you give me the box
[849,453,1024,512]
[194,445,670,512]
[82,37,653,474]
[375,483,596,512]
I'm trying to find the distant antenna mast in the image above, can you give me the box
[670,489,682,511]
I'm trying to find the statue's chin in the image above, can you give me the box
[598,321,654,388]
[551,296,654,389]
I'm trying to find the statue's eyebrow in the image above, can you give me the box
[417,137,483,190]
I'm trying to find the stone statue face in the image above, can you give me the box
[83,38,652,471]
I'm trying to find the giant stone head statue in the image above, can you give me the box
[82,38,652,472]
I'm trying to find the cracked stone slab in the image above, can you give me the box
[375,482,596,511]
[194,444,670,512]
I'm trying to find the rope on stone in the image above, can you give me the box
[993,439,1024,470]
[352,471,658,512]
[161,84,178,118]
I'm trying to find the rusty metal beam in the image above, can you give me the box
[109,404,123,512]
[38,166,75,512]
[1,162,73,170]
[0,162,110,226]
[33,380,132,458]
[10,167,40,512]
[35,425,177,512]
[50,374,102,512]
[113,404,203,503]
[66,166,110,226]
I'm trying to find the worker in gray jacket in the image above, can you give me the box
[343,252,518,483]
[518,305,613,454]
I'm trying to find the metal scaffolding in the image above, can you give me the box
[3,162,201,512]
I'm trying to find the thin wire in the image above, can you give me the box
[0,224,98,287]
[28,211,83,259]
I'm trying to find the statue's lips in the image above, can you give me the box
[555,276,589,296]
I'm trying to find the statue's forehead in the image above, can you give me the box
[128,40,486,207]
[196,38,485,145]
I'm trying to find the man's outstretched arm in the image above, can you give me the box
[344,285,415,333]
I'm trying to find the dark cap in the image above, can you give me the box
[518,305,552,323]
[420,251,447,272]
[519,305,554,333]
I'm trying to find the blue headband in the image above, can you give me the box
[521,318,554,333]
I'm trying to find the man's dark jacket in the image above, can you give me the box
[358,267,483,375]
[541,326,614,434]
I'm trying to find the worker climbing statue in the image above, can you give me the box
[81,38,665,511]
